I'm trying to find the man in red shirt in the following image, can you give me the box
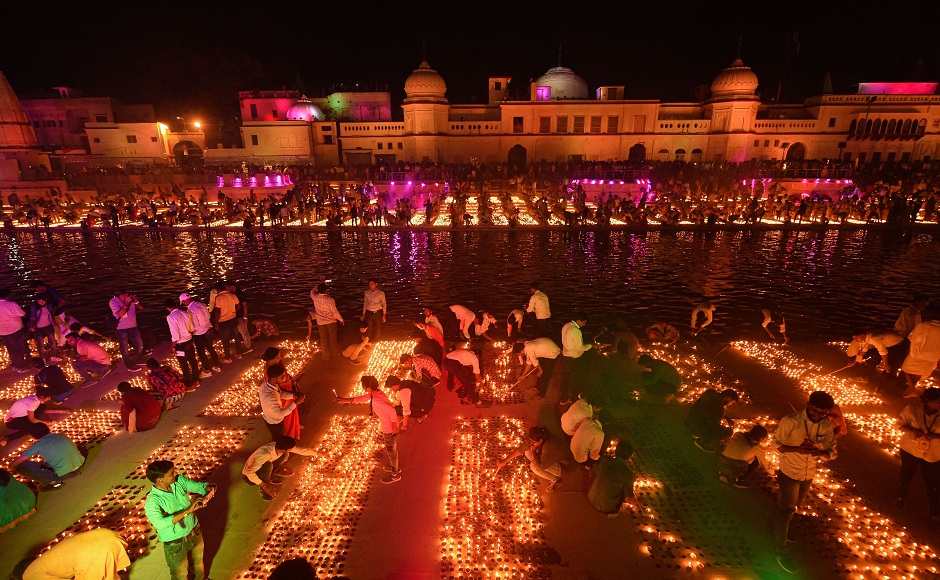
[117,381,163,432]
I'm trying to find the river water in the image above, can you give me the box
[1,228,937,343]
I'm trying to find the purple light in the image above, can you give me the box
[591,179,597,185]
[825,178,831,183]
[216,176,224,188]
[573,179,579,184]
[275,175,283,186]
[263,175,271,187]
[249,176,258,188]
[391,181,395,186]
[234,177,243,188]
[619,180,624,185]
[420,182,425,188]
[535,86,551,101]
[814,178,820,183]
[407,181,413,186]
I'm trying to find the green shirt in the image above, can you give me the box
[22,434,85,477]
[144,474,208,542]
[0,479,36,528]
[587,457,634,514]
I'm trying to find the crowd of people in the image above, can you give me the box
[3,159,940,230]
[2,270,940,577]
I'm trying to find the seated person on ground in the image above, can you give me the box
[495,426,568,490]
[587,440,635,516]
[11,425,85,489]
[719,425,768,487]
[646,322,680,346]
[250,317,280,339]
[32,358,73,404]
[242,436,315,501]
[341,326,372,364]
[686,388,739,452]
[638,354,682,402]
[16,528,130,580]
[0,468,36,532]
[386,376,435,428]
[65,332,112,385]
[145,358,187,406]
[118,381,163,433]
[4,393,52,439]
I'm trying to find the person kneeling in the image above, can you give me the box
[242,436,315,501]
[118,381,163,433]
[495,426,567,491]
[11,425,85,489]
[719,425,768,488]
[686,389,739,453]
[588,440,635,517]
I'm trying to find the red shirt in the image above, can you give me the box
[120,389,162,431]
[423,324,445,349]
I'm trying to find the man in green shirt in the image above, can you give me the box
[144,460,216,580]
[0,468,36,531]
[12,428,85,488]
[587,441,635,516]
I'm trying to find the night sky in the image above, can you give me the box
[2,1,937,121]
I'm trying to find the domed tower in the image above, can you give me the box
[706,58,761,162]
[286,95,324,121]
[532,66,589,100]
[402,60,449,162]
[0,71,39,151]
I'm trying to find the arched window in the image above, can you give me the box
[872,119,882,139]
[675,148,687,161]
[916,118,927,138]
[858,119,868,139]
[886,119,896,140]
[691,148,703,162]
[848,119,857,138]
[658,148,670,162]
[862,119,872,139]
[901,119,912,139]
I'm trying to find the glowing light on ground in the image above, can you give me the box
[0,409,121,475]
[238,415,380,579]
[350,339,416,396]
[479,341,526,404]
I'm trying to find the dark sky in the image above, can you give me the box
[1,1,938,121]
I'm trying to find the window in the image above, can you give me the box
[901,152,911,161]
[250,134,259,146]
[675,149,686,161]
[93,137,100,143]
[377,142,383,150]
[323,135,333,144]
[590,116,602,133]
[780,142,789,149]
[512,116,523,133]
[57,120,63,127]
[607,116,618,133]
[556,116,568,133]
[388,142,393,149]
[774,139,780,147]
[573,116,585,133]
[633,115,646,132]
[398,142,403,149]
[858,152,867,162]
[272,109,279,119]
[753,139,760,147]
[321,126,331,132]
[250,104,258,119]
[828,117,836,128]
[764,140,770,147]
[871,152,882,163]
[95,114,107,122]
[494,81,502,90]
[842,152,852,162]
[887,152,896,162]
[539,116,550,133]
[126,135,137,143]
[150,136,158,142]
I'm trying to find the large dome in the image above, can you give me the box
[534,66,589,100]
[286,95,323,121]
[710,58,759,99]
[404,60,447,103]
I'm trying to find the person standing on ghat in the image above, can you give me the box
[180,293,222,375]
[108,291,146,370]
[144,460,216,580]
[558,315,592,404]
[361,278,387,342]
[164,299,208,387]
[212,283,241,362]
[310,283,344,361]
[895,293,928,338]
[336,375,402,484]
[900,307,940,397]
[449,303,476,340]
[773,390,837,574]
[897,387,940,522]
[526,283,551,337]
[506,308,525,341]
[0,288,30,372]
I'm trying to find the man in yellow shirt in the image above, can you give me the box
[20,527,130,580]
[212,285,240,362]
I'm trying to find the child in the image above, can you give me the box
[718,425,768,487]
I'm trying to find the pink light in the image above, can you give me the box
[249,176,258,188]
[859,82,938,95]
[234,177,243,187]
[619,180,624,185]
[391,181,395,186]
[420,182,425,188]
[263,175,271,187]
[407,181,413,186]
[573,179,579,184]
[434,182,439,187]
[275,175,283,186]
[802,179,808,183]
[591,179,597,185]
[815,178,820,183]
[216,176,224,188]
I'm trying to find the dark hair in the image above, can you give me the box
[30,280,47,288]
[913,292,929,303]
[808,390,835,410]
[68,322,82,333]
[573,313,588,322]
[512,342,525,354]
[385,376,402,388]
[146,358,160,369]
[146,460,174,484]
[615,441,634,460]
[527,426,549,442]
[268,557,316,580]
[638,354,654,366]
[720,389,739,402]
[361,375,379,391]
[34,293,50,303]
[31,357,45,370]
[0,468,11,486]
[316,283,327,294]
[28,422,50,439]
[529,282,541,291]
[368,278,378,284]
[0,288,10,298]
[164,298,178,309]
[746,425,769,441]
[117,381,132,394]
[267,364,286,379]
[274,436,296,451]
[399,353,413,363]
[261,347,281,362]
[923,388,940,403]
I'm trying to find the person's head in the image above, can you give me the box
[31,357,46,370]
[274,436,296,452]
[646,327,662,341]
[359,325,369,337]
[268,557,316,580]
[637,354,654,369]
[399,353,413,366]
[368,279,379,291]
[31,280,48,293]
[913,293,929,310]
[28,421,50,439]
[0,468,11,487]
[526,426,550,443]
[614,440,634,461]
[316,283,327,294]
[34,293,48,307]
[529,282,540,294]
[261,347,282,365]
[361,375,379,392]
[64,333,78,346]
[146,460,176,487]
[117,291,132,301]
[0,288,10,300]
[720,389,739,407]
[806,391,836,422]
[117,381,132,395]
[385,376,402,391]
[512,342,525,355]
[922,388,940,413]
[745,425,769,445]
[146,357,161,370]
[267,363,289,385]
[422,306,434,318]
[164,298,178,311]
[573,313,588,327]
[179,293,192,306]
[68,321,82,334]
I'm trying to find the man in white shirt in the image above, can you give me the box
[901,317,940,397]
[506,309,524,341]
[897,387,940,519]
[513,337,561,396]
[691,302,716,336]
[242,436,315,501]
[180,294,221,374]
[442,347,482,405]
[895,294,928,338]
[109,292,145,370]
[772,391,836,572]
[311,284,344,361]
[846,329,906,372]
[571,417,604,463]
[561,397,597,436]
[449,304,476,340]
[0,288,29,372]
[337,375,402,484]
[526,284,551,337]
[164,298,207,386]
[361,279,387,343]
[4,393,52,438]
[558,316,591,403]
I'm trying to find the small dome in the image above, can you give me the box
[710,58,759,98]
[286,96,323,121]
[404,60,447,102]
[534,66,589,100]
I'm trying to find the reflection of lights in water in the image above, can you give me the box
[238,415,380,579]
[176,232,235,291]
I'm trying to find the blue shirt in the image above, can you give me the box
[144,475,207,542]
[22,434,84,477]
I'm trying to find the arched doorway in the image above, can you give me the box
[507,144,527,172]
[628,143,646,162]
[674,148,687,161]
[173,141,204,169]
[657,148,670,162]
[690,148,703,162]
[785,142,806,161]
